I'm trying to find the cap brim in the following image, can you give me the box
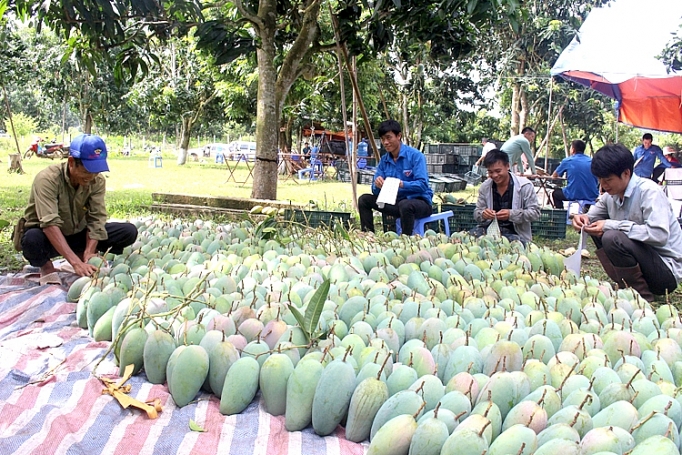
[82,159,109,173]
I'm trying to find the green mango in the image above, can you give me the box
[346,377,390,442]
[166,345,209,407]
[67,276,92,303]
[143,330,176,384]
[86,292,113,337]
[312,360,357,436]
[367,414,418,455]
[219,357,260,415]
[92,306,116,342]
[259,353,294,416]
[118,326,148,376]
[285,359,325,432]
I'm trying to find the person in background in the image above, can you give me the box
[358,119,433,235]
[550,139,599,209]
[475,137,497,166]
[500,127,537,175]
[633,133,669,180]
[653,145,681,182]
[572,143,682,302]
[470,149,540,245]
[302,142,311,157]
[14,134,138,283]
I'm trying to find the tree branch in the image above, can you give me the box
[233,0,263,31]
[275,0,322,110]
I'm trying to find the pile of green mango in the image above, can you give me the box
[70,217,682,454]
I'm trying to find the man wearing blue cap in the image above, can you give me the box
[16,134,137,281]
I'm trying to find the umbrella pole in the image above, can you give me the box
[614,102,619,143]
[544,77,553,173]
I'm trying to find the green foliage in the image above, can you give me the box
[288,279,330,343]
[10,112,38,137]
[661,23,682,71]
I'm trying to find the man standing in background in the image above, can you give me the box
[500,127,537,175]
[633,133,669,180]
[475,137,497,167]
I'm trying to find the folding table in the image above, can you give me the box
[225,153,255,185]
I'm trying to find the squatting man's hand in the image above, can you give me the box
[482,208,510,221]
[572,214,605,237]
[72,260,98,277]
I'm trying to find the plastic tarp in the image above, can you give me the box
[0,276,368,454]
[551,0,682,133]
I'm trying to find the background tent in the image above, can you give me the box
[551,0,682,133]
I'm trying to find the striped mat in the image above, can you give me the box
[0,279,369,455]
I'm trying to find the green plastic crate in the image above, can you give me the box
[284,209,351,229]
[440,203,478,233]
[531,208,567,239]
[382,213,397,232]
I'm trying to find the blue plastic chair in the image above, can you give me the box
[297,147,324,181]
[395,211,453,236]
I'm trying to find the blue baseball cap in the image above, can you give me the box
[69,134,109,173]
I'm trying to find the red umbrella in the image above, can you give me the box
[556,70,682,134]
[551,0,682,134]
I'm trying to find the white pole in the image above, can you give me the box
[544,77,553,173]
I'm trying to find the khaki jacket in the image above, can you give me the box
[23,162,108,241]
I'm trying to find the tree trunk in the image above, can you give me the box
[560,108,569,158]
[510,82,521,137]
[8,153,24,174]
[401,91,410,146]
[412,90,423,148]
[519,88,528,133]
[177,116,193,165]
[249,0,321,200]
[251,33,280,200]
[83,111,93,134]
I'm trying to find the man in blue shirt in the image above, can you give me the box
[358,120,433,235]
[550,139,599,209]
[633,133,670,180]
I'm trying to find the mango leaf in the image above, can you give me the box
[189,419,206,432]
[0,219,9,230]
[288,304,307,341]
[303,279,330,339]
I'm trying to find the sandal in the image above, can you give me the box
[39,272,62,286]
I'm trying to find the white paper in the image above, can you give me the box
[376,177,401,206]
[565,227,587,276]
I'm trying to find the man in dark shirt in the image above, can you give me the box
[302,142,311,157]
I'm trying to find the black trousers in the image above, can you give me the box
[358,194,432,235]
[551,188,566,209]
[21,222,138,268]
[551,188,594,212]
[594,230,677,295]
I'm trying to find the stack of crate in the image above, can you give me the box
[425,152,458,174]
[425,143,482,176]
